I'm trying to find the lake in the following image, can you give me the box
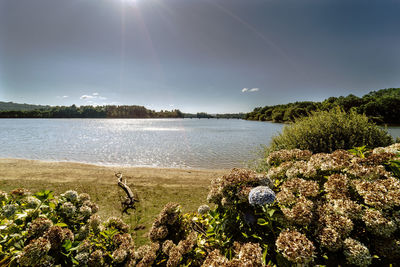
[1,119,399,169]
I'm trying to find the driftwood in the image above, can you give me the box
[116,172,139,214]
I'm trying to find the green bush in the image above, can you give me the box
[268,108,393,154]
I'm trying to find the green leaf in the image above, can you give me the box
[262,247,268,265]
[55,222,68,228]
[257,218,268,226]
[268,209,276,217]
[63,239,72,251]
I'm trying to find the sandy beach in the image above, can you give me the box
[0,158,227,188]
[0,158,229,245]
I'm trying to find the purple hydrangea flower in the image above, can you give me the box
[248,186,276,206]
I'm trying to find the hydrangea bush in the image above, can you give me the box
[196,143,400,266]
[1,143,400,266]
[0,189,134,266]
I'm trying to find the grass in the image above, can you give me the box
[0,159,227,246]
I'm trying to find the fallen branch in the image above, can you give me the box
[116,172,139,214]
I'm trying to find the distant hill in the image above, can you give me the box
[245,88,400,124]
[0,101,50,111]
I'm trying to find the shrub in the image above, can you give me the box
[0,189,134,266]
[268,108,393,154]
[194,143,400,266]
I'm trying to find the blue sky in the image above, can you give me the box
[1,0,399,113]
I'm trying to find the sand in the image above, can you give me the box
[0,158,228,187]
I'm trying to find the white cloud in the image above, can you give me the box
[80,95,95,100]
[242,87,259,93]
[62,95,69,98]
[81,92,107,101]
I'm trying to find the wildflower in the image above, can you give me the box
[167,246,182,267]
[89,214,101,232]
[63,228,74,242]
[317,204,354,236]
[44,226,64,250]
[24,196,41,209]
[112,233,133,248]
[248,186,276,206]
[177,232,197,255]
[27,217,53,239]
[137,243,159,266]
[149,225,168,242]
[324,173,350,200]
[282,178,319,197]
[362,209,397,237]
[60,201,76,217]
[354,177,400,209]
[237,186,252,202]
[84,200,99,214]
[19,237,51,266]
[197,204,210,215]
[318,227,342,251]
[275,230,315,264]
[236,242,263,266]
[79,205,92,218]
[75,224,90,241]
[78,193,91,202]
[281,196,313,225]
[202,249,229,266]
[162,240,175,255]
[62,190,79,202]
[329,199,362,220]
[112,248,128,263]
[343,238,372,266]
[158,202,181,225]
[76,252,90,265]
[373,143,400,154]
[277,178,318,205]
[266,149,312,166]
[2,204,17,218]
[104,217,130,233]
[285,160,317,178]
[266,161,293,180]
[208,168,274,205]
[89,250,104,267]
[361,152,397,166]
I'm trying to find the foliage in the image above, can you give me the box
[267,108,393,155]
[0,189,134,266]
[245,87,400,124]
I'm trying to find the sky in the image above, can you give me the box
[0,0,399,113]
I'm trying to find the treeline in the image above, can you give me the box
[0,101,49,111]
[183,112,245,119]
[0,104,184,118]
[245,88,400,124]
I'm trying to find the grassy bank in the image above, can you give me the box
[0,159,227,246]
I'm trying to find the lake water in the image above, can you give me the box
[1,119,399,169]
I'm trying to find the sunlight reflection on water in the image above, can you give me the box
[1,119,399,169]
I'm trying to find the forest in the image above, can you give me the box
[0,104,184,118]
[245,88,400,124]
